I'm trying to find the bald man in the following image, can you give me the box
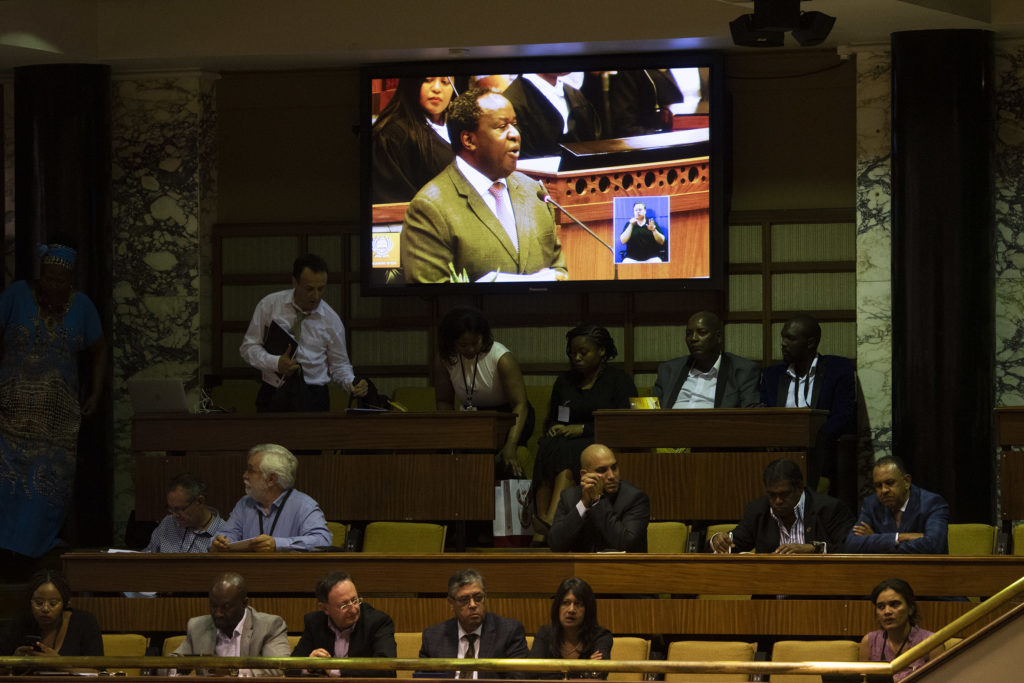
[653,310,760,409]
[547,444,649,552]
[171,572,290,677]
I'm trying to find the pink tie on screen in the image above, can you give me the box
[488,181,519,250]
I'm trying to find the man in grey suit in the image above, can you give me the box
[172,572,290,677]
[418,568,529,678]
[548,444,650,552]
[653,310,760,409]
[401,87,567,284]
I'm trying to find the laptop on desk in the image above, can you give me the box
[127,378,190,413]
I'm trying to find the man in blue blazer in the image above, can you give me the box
[401,88,567,284]
[760,315,856,486]
[844,456,950,554]
[419,568,529,679]
[653,311,760,409]
[290,571,397,677]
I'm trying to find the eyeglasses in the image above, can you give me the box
[330,597,363,612]
[451,592,486,606]
[168,498,198,515]
[32,599,62,610]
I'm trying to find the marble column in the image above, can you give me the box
[110,71,217,543]
[855,49,894,490]
[856,39,1024,515]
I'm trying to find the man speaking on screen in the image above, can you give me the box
[400,87,568,283]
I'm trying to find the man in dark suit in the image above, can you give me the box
[501,73,601,159]
[710,458,855,554]
[419,568,529,679]
[845,456,950,554]
[760,314,856,486]
[653,311,760,409]
[291,571,397,676]
[401,88,567,284]
[548,444,650,552]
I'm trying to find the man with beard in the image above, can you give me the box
[171,572,290,677]
[844,456,949,554]
[760,314,856,488]
[211,444,331,552]
[144,473,226,553]
[710,458,854,554]
[547,444,649,552]
[653,310,760,409]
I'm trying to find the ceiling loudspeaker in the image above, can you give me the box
[730,0,836,48]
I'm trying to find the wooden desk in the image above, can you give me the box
[524,157,710,281]
[995,407,1024,520]
[132,411,514,522]
[64,552,1020,637]
[593,408,827,520]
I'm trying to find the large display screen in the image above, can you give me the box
[360,51,725,295]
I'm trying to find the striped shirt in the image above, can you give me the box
[144,510,225,553]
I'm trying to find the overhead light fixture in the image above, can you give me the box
[730,0,835,48]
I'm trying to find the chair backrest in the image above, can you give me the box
[390,387,438,412]
[395,632,422,679]
[288,634,301,651]
[102,633,150,677]
[647,522,690,554]
[1014,524,1024,556]
[665,640,757,682]
[607,637,651,682]
[327,521,349,548]
[161,634,186,656]
[704,523,737,549]
[525,635,534,651]
[947,523,997,555]
[363,522,446,552]
[769,640,859,682]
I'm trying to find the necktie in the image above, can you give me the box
[459,633,478,679]
[488,181,519,251]
[290,310,307,343]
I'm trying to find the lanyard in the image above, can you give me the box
[258,489,293,536]
[459,355,479,409]
[882,630,910,662]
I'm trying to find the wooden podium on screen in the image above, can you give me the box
[520,131,711,282]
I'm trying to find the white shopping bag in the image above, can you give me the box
[493,479,532,547]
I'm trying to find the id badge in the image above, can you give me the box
[557,405,570,423]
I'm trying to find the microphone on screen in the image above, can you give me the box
[536,186,613,253]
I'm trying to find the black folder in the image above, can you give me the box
[263,321,298,356]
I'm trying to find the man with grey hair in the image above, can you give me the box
[145,472,226,553]
[419,568,528,678]
[211,443,331,552]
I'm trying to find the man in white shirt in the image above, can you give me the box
[171,572,290,677]
[239,253,368,411]
[653,310,760,409]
